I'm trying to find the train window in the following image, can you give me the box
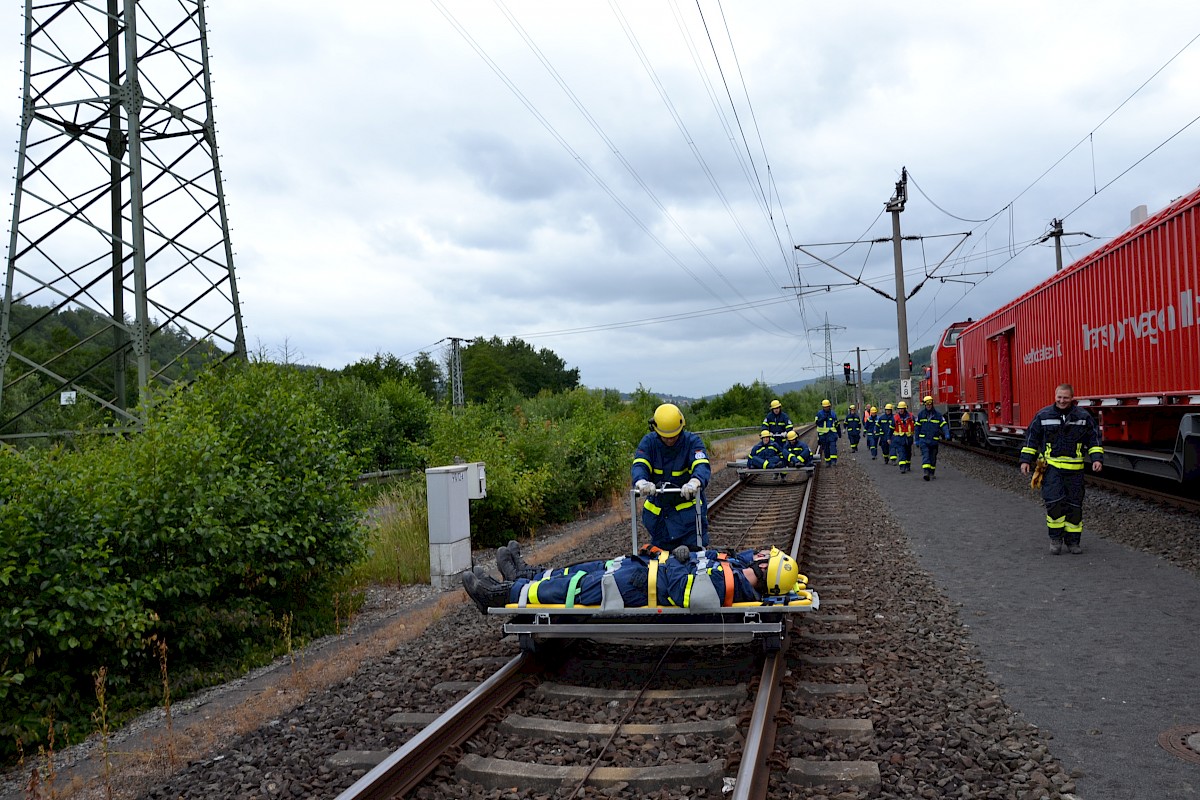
[943,327,963,347]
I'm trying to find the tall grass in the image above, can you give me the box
[351,477,430,587]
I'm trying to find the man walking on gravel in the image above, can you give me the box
[1019,383,1104,555]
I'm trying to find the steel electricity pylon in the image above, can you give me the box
[1,0,245,440]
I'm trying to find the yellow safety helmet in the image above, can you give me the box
[923,395,934,403]
[821,399,831,407]
[849,404,856,409]
[885,403,894,411]
[652,403,686,437]
[897,401,907,409]
[760,430,772,439]
[786,430,798,442]
[759,547,801,595]
[869,406,878,414]
[770,399,782,410]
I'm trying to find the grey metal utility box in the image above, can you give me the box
[465,461,487,499]
[425,462,487,590]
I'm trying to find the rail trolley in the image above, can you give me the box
[490,485,819,654]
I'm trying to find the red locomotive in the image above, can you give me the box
[923,184,1200,482]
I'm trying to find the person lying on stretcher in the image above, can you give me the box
[461,541,804,613]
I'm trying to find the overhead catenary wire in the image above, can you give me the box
[488,0,797,340]
[891,28,1200,353]
[431,1,804,342]
[510,292,802,340]
[601,0,801,338]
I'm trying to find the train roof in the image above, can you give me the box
[961,183,1200,337]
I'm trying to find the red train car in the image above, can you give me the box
[918,320,973,435]
[948,184,1200,482]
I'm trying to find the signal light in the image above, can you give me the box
[843,362,852,384]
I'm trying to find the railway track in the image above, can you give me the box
[336,461,883,799]
[946,440,1200,514]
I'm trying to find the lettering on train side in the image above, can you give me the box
[1022,340,1063,365]
[1081,288,1198,353]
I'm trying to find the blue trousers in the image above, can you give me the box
[917,440,940,473]
[818,432,838,462]
[1042,467,1085,544]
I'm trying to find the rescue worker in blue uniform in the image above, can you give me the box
[914,395,950,481]
[468,546,802,611]
[878,403,894,463]
[844,404,862,452]
[1019,383,1104,555]
[814,399,840,466]
[747,430,785,469]
[863,406,881,459]
[782,430,813,467]
[890,401,915,472]
[631,403,712,551]
[762,399,791,441]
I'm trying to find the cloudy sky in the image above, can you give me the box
[4,2,1199,398]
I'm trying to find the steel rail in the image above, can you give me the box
[333,652,542,800]
[730,460,816,800]
[732,646,790,800]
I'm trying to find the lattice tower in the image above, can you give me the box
[1,0,244,440]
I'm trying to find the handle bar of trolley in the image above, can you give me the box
[628,484,703,554]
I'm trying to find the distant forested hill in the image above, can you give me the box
[870,344,934,383]
[2,301,224,436]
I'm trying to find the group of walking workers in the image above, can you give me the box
[862,397,949,478]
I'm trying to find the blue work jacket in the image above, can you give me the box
[631,431,712,550]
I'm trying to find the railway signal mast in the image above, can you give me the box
[1,0,245,440]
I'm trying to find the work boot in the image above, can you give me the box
[1049,539,1063,555]
[1068,543,1083,555]
[496,543,520,581]
[461,569,511,613]
[504,540,546,580]
[923,470,930,481]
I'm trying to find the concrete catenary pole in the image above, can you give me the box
[887,168,912,401]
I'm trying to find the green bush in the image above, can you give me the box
[419,389,644,545]
[0,361,365,764]
[0,445,156,751]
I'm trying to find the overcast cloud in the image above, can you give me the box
[4,2,1199,398]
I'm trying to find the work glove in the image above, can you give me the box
[1030,459,1047,490]
[672,545,691,564]
[635,479,656,497]
[680,477,702,500]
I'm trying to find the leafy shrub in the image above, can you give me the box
[419,389,644,545]
[0,361,365,764]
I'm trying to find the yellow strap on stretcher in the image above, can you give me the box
[680,573,693,607]
[647,551,669,605]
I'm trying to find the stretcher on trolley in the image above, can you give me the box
[728,458,815,484]
[494,487,818,652]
